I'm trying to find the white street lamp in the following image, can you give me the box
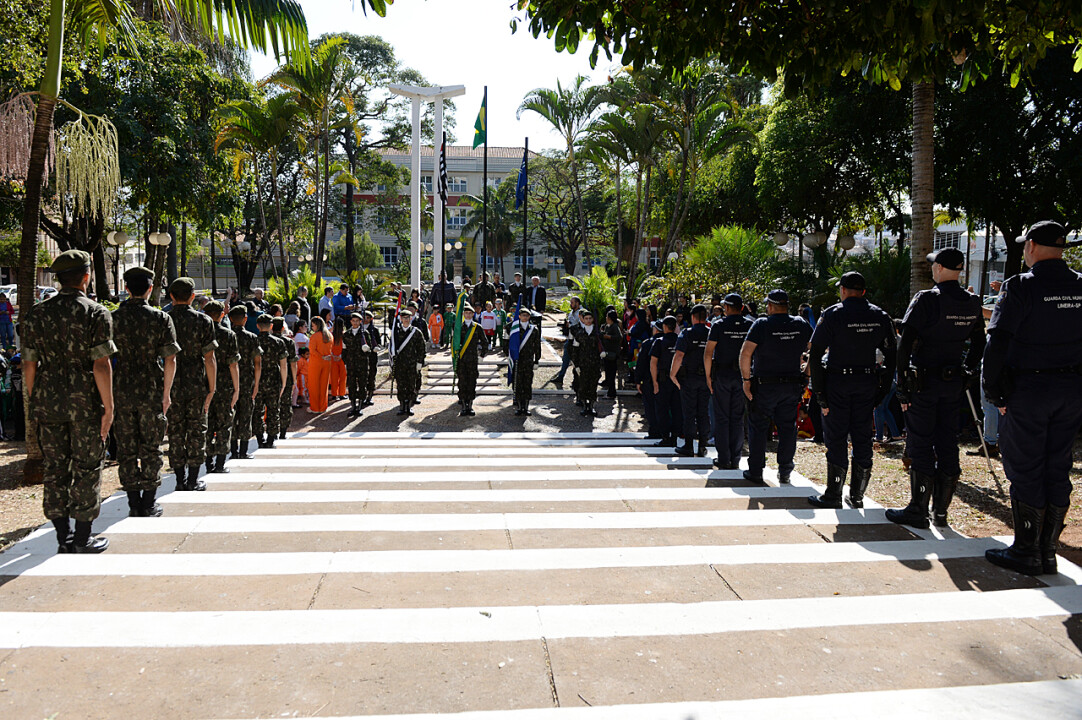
[444,242,452,252]
[454,241,463,251]
[772,231,790,246]
[837,234,856,251]
[667,251,679,262]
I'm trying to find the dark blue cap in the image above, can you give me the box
[722,293,743,307]
[766,289,789,305]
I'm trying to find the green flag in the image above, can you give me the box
[472,95,487,149]
[451,288,468,374]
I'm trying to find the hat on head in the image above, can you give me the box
[49,249,91,275]
[350,312,363,321]
[364,310,373,318]
[203,300,224,315]
[227,305,247,319]
[766,289,790,305]
[271,317,285,328]
[408,301,418,308]
[461,303,475,313]
[518,306,532,316]
[836,272,866,291]
[690,303,708,316]
[1022,220,1077,248]
[662,314,677,328]
[927,247,965,271]
[123,265,154,283]
[168,277,195,296]
[652,320,664,331]
[722,293,743,308]
[399,308,413,317]
[256,313,273,325]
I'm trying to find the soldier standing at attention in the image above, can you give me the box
[361,310,380,407]
[227,305,261,459]
[650,316,683,445]
[203,301,239,475]
[473,272,497,310]
[392,308,424,415]
[570,308,603,417]
[341,312,367,418]
[253,314,288,448]
[455,303,490,417]
[984,221,1082,576]
[807,273,896,507]
[22,250,117,553]
[886,248,985,529]
[272,317,297,437]
[739,290,812,484]
[166,278,217,492]
[513,307,541,415]
[112,266,179,517]
[705,294,754,470]
[635,321,663,439]
[669,304,711,457]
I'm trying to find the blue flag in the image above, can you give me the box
[514,148,527,209]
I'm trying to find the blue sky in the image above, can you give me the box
[250,0,616,151]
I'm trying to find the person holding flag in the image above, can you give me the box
[453,296,490,417]
[513,308,542,415]
[390,308,424,415]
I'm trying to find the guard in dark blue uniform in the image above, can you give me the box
[984,221,1082,576]
[705,294,754,469]
[739,290,812,484]
[808,272,896,508]
[649,316,683,447]
[635,321,663,438]
[670,304,711,456]
[886,248,985,529]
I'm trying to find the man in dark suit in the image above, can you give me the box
[429,271,457,315]
[506,272,526,310]
[525,275,546,362]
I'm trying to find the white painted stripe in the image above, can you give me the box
[255,446,707,457]
[0,538,1013,576]
[2,585,1079,648]
[44,508,899,535]
[156,486,811,505]
[288,432,644,439]
[230,456,716,470]
[213,679,1082,720]
[205,468,749,485]
[274,438,658,447]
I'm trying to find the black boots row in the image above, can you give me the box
[173,465,207,492]
[986,500,1069,576]
[125,490,163,518]
[459,400,476,417]
[884,470,959,529]
[807,463,871,509]
[54,517,108,554]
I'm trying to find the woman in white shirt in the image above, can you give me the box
[292,321,309,351]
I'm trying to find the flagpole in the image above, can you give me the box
[482,86,488,276]
[522,137,529,275]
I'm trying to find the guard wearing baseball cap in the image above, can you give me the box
[705,294,754,469]
[739,290,812,483]
[886,248,985,529]
[984,221,1082,576]
[649,316,683,445]
[670,303,712,456]
[807,272,896,508]
[635,321,664,438]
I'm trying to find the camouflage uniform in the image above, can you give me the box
[206,319,239,457]
[392,320,425,409]
[362,321,381,403]
[571,323,603,405]
[231,321,262,449]
[112,297,179,491]
[514,319,541,408]
[274,330,297,433]
[21,287,116,523]
[253,329,287,441]
[341,323,368,410]
[168,302,218,470]
[455,319,490,410]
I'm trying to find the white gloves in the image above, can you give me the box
[416,363,423,371]
[361,344,371,352]
[572,340,580,347]
[601,351,609,358]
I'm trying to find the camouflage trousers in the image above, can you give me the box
[279,379,294,432]
[168,396,208,469]
[206,393,235,456]
[114,404,167,491]
[365,354,378,400]
[346,359,367,404]
[38,419,105,522]
[253,387,281,439]
[577,363,601,404]
[514,362,535,406]
[394,364,419,405]
[232,387,255,442]
[458,362,478,404]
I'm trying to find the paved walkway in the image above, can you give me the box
[1,432,1081,718]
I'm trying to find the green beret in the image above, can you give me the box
[271,317,285,328]
[227,305,247,318]
[203,300,224,315]
[168,277,195,296]
[49,249,91,274]
[123,266,154,283]
[256,313,273,325]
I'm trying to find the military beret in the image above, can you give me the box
[271,317,285,328]
[256,313,273,325]
[927,248,965,271]
[49,249,91,274]
[1022,220,1078,248]
[767,289,790,304]
[168,277,195,296]
[723,293,743,307]
[227,305,247,318]
[836,272,866,291]
[350,312,364,321]
[123,265,154,283]
[203,300,224,315]
[461,303,475,313]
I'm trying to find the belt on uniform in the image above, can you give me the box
[913,364,964,381]
[827,366,875,375]
[1014,365,1082,376]
[754,375,804,385]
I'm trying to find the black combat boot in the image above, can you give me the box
[777,464,793,485]
[255,433,265,448]
[187,465,207,491]
[347,401,359,418]
[141,489,163,517]
[931,472,959,527]
[885,470,932,529]
[213,454,230,474]
[279,428,287,439]
[514,404,525,416]
[653,435,676,448]
[465,400,476,416]
[397,401,408,416]
[173,466,188,491]
[264,436,276,449]
[986,499,1044,576]
[53,517,73,553]
[234,439,251,460]
[71,520,109,554]
[205,455,214,474]
[695,440,708,458]
[808,463,846,509]
[521,402,531,416]
[230,440,238,458]
[126,490,144,517]
[847,463,872,509]
[674,439,694,456]
[1040,504,1069,575]
[742,469,765,484]
[459,401,470,417]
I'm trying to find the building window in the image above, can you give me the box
[486,176,501,188]
[449,177,468,193]
[514,248,535,268]
[421,175,433,193]
[649,248,661,269]
[380,245,399,267]
[446,207,469,229]
[934,230,963,251]
[374,183,387,193]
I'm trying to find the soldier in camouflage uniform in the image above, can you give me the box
[167,278,218,491]
[21,250,116,553]
[204,301,239,474]
[272,317,297,436]
[571,309,603,416]
[391,308,425,415]
[253,314,288,447]
[361,310,380,406]
[513,307,541,415]
[341,312,368,417]
[227,305,262,459]
[455,303,490,417]
[112,266,180,517]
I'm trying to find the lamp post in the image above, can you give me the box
[106,230,128,296]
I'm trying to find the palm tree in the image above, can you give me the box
[518,76,605,272]
[216,94,306,294]
[264,37,353,280]
[461,181,519,280]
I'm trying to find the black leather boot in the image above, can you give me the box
[584,401,597,417]
[187,465,207,492]
[397,401,408,415]
[986,499,1044,576]
[213,454,230,474]
[71,520,109,554]
[514,404,524,416]
[885,470,932,529]
[255,433,265,448]
[234,440,250,460]
[279,428,287,439]
[742,469,765,484]
[847,463,872,509]
[465,400,476,416]
[777,465,793,484]
[141,489,163,517]
[173,466,188,491]
[674,440,694,456]
[521,402,531,416]
[1040,504,1069,575]
[695,440,708,458]
[931,472,959,527]
[808,463,846,508]
[264,436,276,449]
[52,517,73,553]
[653,436,676,448]
[205,455,214,474]
[126,490,144,517]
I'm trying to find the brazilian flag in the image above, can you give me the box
[451,288,469,375]
[472,95,487,150]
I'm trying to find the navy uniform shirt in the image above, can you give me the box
[635,336,657,386]
[989,259,1082,370]
[746,314,812,377]
[811,297,894,369]
[899,280,984,370]
[674,324,710,376]
[650,332,680,382]
[708,314,754,376]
